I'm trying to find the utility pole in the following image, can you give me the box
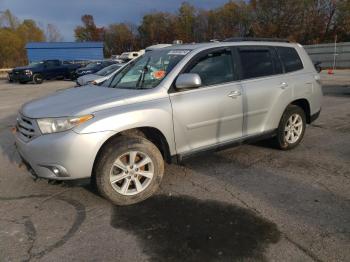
[332,34,337,71]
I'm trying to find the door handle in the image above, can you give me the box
[279,82,288,89]
[228,90,241,98]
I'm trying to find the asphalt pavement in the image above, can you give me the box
[0,77,349,262]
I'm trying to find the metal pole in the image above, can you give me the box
[332,35,337,71]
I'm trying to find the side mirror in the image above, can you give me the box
[314,61,322,73]
[175,73,202,90]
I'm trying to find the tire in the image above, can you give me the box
[94,136,164,205]
[68,71,77,80]
[56,75,64,80]
[32,74,43,84]
[70,71,77,80]
[273,105,306,150]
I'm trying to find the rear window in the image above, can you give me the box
[239,48,274,79]
[277,47,303,73]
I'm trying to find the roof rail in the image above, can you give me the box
[223,37,290,43]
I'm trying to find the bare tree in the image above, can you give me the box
[46,23,63,42]
[0,9,19,29]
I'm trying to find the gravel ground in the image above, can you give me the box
[0,79,349,262]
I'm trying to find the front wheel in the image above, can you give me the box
[94,136,164,205]
[32,74,43,84]
[274,105,306,150]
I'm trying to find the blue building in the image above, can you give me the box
[26,42,104,62]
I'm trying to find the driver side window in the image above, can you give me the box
[187,49,235,87]
[45,60,59,68]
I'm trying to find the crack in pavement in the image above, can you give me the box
[178,158,327,262]
[23,218,36,262]
[0,194,86,261]
[223,186,324,262]
[170,151,339,262]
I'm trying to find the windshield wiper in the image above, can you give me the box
[136,57,151,89]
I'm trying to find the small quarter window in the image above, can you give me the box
[277,47,303,73]
[238,49,274,79]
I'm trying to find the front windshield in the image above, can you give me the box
[96,64,122,76]
[104,49,191,89]
[28,62,42,67]
[85,62,101,69]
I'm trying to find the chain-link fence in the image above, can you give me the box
[304,42,350,69]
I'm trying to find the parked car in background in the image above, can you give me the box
[73,61,116,79]
[76,63,125,86]
[8,60,81,84]
[119,51,145,62]
[145,44,172,52]
[14,40,322,205]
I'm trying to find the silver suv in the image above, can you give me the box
[15,41,322,205]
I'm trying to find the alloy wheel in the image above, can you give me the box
[109,151,154,196]
[284,113,303,144]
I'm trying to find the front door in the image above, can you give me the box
[44,60,61,79]
[169,48,243,155]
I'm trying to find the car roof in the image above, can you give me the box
[162,41,300,51]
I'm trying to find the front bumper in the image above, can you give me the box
[74,72,89,80]
[11,73,33,82]
[14,129,116,180]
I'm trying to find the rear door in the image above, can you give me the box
[44,60,62,78]
[170,48,243,155]
[237,46,291,136]
[276,46,312,101]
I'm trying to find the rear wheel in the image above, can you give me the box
[94,136,164,205]
[56,75,64,80]
[65,71,75,80]
[274,105,306,150]
[32,74,43,84]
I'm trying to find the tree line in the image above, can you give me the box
[75,0,350,56]
[0,10,63,68]
[1,0,349,68]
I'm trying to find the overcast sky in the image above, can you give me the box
[0,0,229,41]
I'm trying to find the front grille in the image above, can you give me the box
[14,71,24,76]
[16,114,40,142]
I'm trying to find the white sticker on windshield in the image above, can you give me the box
[168,50,191,56]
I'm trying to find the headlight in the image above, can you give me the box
[37,115,93,134]
[25,70,32,76]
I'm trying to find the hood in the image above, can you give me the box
[77,74,101,85]
[21,86,148,118]
[13,65,37,71]
[76,67,88,72]
[77,65,100,72]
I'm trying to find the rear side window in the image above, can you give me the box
[238,49,274,79]
[187,50,235,86]
[277,47,303,73]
